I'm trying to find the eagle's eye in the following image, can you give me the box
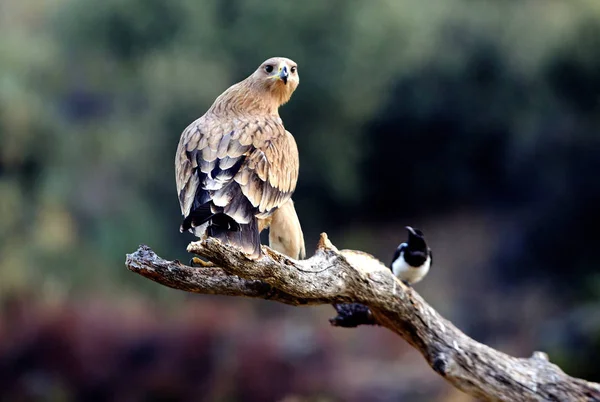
[264,65,274,73]
[290,66,297,74]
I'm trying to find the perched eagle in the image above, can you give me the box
[175,57,301,259]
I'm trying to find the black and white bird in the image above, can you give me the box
[390,226,432,286]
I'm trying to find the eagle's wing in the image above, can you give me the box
[176,116,244,227]
[235,129,299,218]
[175,116,299,256]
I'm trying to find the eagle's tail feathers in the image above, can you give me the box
[207,217,261,259]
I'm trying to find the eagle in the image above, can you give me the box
[175,57,302,259]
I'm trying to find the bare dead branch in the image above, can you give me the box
[125,234,600,402]
[125,245,329,305]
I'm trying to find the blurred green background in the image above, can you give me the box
[2,0,600,401]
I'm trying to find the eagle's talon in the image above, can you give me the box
[189,257,215,268]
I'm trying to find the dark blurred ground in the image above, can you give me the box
[1,0,600,401]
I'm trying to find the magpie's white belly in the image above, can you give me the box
[392,255,431,284]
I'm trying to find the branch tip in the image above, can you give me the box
[317,232,338,253]
[531,351,550,362]
[186,241,200,254]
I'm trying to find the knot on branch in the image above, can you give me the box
[432,353,449,377]
[329,303,378,328]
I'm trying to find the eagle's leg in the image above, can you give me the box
[189,257,215,268]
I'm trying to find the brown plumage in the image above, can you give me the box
[258,199,306,260]
[175,57,300,258]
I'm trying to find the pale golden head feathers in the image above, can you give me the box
[210,57,299,116]
[250,57,299,105]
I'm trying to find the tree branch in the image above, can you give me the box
[125,234,600,402]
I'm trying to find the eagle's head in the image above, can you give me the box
[250,57,299,107]
[211,57,300,116]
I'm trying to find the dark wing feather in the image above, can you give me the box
[176,119,251,232]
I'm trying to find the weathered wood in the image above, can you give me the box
[125,234,600,402]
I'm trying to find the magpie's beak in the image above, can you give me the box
[278,65,289,85]
[405,226,416,236]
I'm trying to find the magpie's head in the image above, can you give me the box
[405,226,428,252]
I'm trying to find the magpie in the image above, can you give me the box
[390,226,432,286]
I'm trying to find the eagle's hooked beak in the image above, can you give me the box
[278,65,289,84]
